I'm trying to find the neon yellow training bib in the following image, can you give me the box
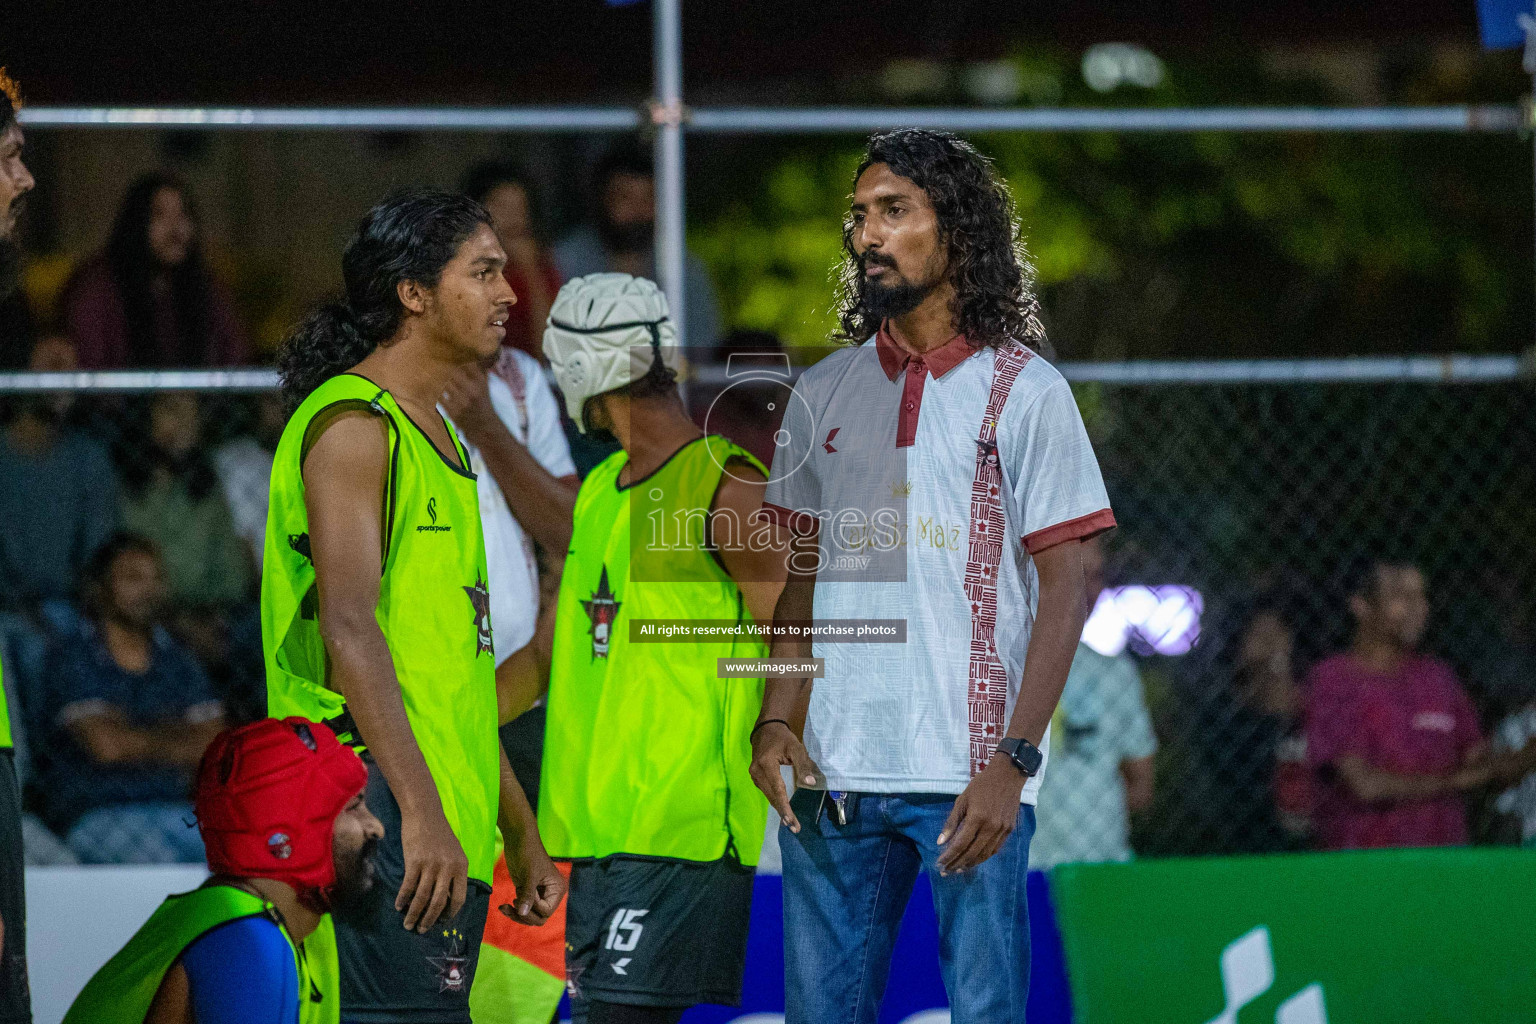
[262,373,500,884]
[540,435,770,865]
[1,652,10,750]
[64,884,339,1024]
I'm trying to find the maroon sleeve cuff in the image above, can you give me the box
[1022,508,1116,554]
[759,502,822,537]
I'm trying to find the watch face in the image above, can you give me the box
[1006,739,1042,775]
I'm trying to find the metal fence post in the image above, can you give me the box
[653,0,687,351]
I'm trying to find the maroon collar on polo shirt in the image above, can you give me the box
[875,322,976,447]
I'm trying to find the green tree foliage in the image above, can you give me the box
[691,47,1532,358]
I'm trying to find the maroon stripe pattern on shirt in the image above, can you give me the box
[964,342,1033,777]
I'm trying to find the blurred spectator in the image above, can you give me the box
[1463,566,1536,721]
[213,392,287,572]
[1476,568,1536,846]
[1237,604,1313,843]
[1030,537,1157,868]
[1305,560,1533,850]
[120,392,252,613]
[0,335,119,609]
[0,290,38,370]
[61,172,249,368]
[461,160,561,362]
[552,140,722,349]
[1186,590,1313,854]
[36,534,224,862]
[689,328,788,468]
[1492,698,1536,848]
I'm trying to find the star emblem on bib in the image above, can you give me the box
[581,566,622,660]
[463,573,493,656]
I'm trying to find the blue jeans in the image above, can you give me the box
[780,792,1035,1024]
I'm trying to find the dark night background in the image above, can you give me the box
[3,1,1531,360]
[3,2,1498,105]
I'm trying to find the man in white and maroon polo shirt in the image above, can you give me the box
[749,129,1113,1024]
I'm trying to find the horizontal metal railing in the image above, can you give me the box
[19,105,1526,134]
[0,355,1522,394]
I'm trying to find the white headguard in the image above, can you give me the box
[541,273,681,432]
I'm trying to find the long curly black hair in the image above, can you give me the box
[103,173,217,367]
[834,129,1047,353]
[278,187,491,411]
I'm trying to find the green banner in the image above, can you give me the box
[1051,849,1536,1024]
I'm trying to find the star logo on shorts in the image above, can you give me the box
[427,929,470,993]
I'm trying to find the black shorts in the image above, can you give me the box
[0,750,31,1024]
[564,853,754,1012]
[335,758,491,1024]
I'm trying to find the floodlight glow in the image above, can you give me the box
[1082,585,1203,656]
[1082,43,1167,93]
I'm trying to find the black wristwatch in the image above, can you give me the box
[996,737,1044,778]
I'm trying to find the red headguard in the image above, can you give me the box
[194,717,368,911]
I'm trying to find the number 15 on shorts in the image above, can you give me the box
[605,908,648,953]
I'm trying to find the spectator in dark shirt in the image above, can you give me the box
[61,172,248,369]
[120,391,252,613]
[1305,559,1536,850]
[0,335,118,609]
[688,328,789,469]
[38,533,225,862]
[1187,592,1313,855]
[461,160,562,362]
[552,140,722,349]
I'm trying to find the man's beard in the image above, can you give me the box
[862,276,934,320]
[857,253,939,321]
[0,235,21,303]
[598,217,653,256]
[329,836,381,918]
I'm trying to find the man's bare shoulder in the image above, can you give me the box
[303,407,389,480]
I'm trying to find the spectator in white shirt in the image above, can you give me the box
[440,347,577,681]
[1029,537,1156,869]
[214,392,287,573]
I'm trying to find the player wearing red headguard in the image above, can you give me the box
[64,717,383,1024]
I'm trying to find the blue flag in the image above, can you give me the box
[1477,0,1533,49]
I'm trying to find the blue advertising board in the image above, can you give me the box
[1477,0,1533,49]
[592,871,1076,1024]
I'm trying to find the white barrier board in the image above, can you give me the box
[24,864,209,1024]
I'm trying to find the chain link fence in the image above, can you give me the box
[1077,373,1536,859]
[4,368,1535,865]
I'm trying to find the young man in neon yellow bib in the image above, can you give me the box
[65,717,382,1024]
[264,189,564,1023]
[527,273,787,1024]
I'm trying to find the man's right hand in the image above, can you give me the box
[396,809,470,933]
[749,721,822,834]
